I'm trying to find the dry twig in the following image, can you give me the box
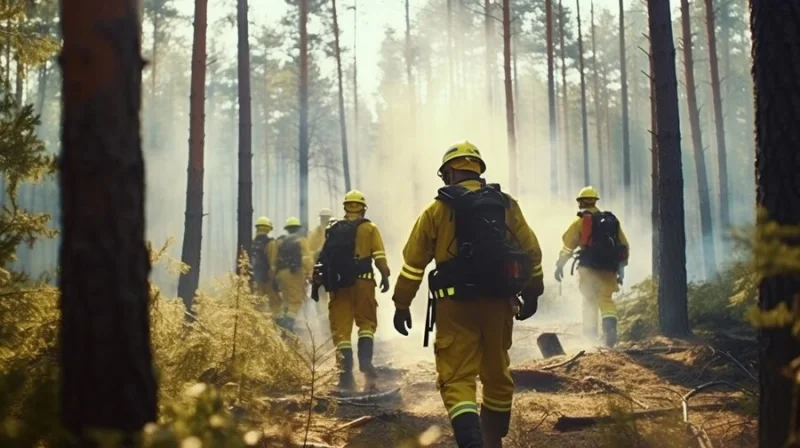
[583,376,649,409]
[542,350,586,371]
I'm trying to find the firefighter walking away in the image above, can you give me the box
[554,186,629,347]
[308,208,334,311]
[313,190,390,393]
[274,217,313,333]
[251,217,281,318]
[391,141,544,448]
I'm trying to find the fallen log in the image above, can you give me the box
[553,403,731,432]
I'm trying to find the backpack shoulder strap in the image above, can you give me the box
[435,185,470,204]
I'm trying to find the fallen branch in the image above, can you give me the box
[542,350,586,371]
[716,350,757,383]
[583,376,648,410]
[611,346,695,355]
[686,422,715,448]
[553,403,731,432]
[331,416,375,433]
[682,381,754,423]
[332,386,401,404]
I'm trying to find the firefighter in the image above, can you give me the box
[391,141,544,448]
[315,190,390,392]
[308,208,334,311]
[554,186,629,347]
[273,217,313,332]
[251,217,281,316]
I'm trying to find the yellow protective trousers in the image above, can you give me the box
[253,281,281,316]
[276,268,308,319]
[433,296,515,422]
[577,266,619,334]
[328,279,377,352]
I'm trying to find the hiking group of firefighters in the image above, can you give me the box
[249,141,629,448]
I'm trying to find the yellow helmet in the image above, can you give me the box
[438,140,486,175]
[343,190,367,207]
[284,217,302,229]
[255,216,273,228]
[576,186,600,201]
[319,208,333,217]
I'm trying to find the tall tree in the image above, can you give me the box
[236,0,253,267]
[502,0,518,195]
[298,0,310,227]
[558,0,569,193]
[752,3,800,446]
[546,0,557,197]
[351,0,359,187]
[447,0,454,103]
[648,0,688,337]
[618,0,631,219]
[485,0,494,111]
[576,0,589,187]
[59,0,157,436]
[679,0,715,280]
[331,0,350,191]
[589,2,603,192]
[703,0,730,233]
[650,38,659,278]
[177,0,208,311]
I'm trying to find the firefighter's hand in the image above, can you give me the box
[516,286,540,321]
[393,308,412,336]
[380,276,390,293]
[554,264,564,283]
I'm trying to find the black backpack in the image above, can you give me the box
[250,234,272,283]
[277,233,303,272]
[317,218,370,292]
[430,184,533,300]
[576,210,625,272]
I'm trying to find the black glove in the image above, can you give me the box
[554,264,564,283]
[380,276,390,293]
[393,308,412,336]
[516,286,541,321]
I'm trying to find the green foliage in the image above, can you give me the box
[0,1,59,70]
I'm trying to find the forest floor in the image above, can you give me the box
[258,324,758,448]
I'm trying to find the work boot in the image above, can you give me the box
[480,408,511,448]
[335,348,356,393]
[451,413,484,448]
[358,337,378,389]
[582,298,599,340]
[602,317,618,348]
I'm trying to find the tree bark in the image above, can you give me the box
[680,0,716,280]
[298,0,310,228]
[650,43,659,278]
[648,0,689,337]
[703,0,729,232]
[59,0,157,435]
[576,0,589,187]
[751,2,800,446]
[546,0,557,197]
[351,0,359,187]
[36,61,49,117]
[447,0,454,104]
[236,0,253,267]
[177,0,207,310]
[590,2,604,193]
[502,0,518,195]
[618,0,631,219]
[332,0,351,191]
[14,52,23,105]
[485,0,494,111]
[558,0,569,193]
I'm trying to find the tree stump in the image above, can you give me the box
[537,333,566,359]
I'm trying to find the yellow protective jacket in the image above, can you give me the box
[271,233,313,279]
[393,179,544,310]
[307,224,327,261]
[342,212,391,279]
[556,206,630,268]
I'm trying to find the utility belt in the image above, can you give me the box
[422,261,464,348]
[355,257,374,279]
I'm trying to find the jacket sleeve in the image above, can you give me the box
[370,224,391,278]
[557,218,582,268]
[618,224,630,265]
[392,206,437,310]
[267,240,279,276]
[301,237,313,278]
[509,199,543,281]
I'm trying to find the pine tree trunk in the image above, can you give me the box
[236,0,253,267]
[177,0,208,310]
[36,61,49,116]
[14,52,23,105]
[351,0,359,187]
[298,0,310,228]
[703,0,729,231]
[59,0,157,434]
[447,0,454,104]
[546,0,557,197]
[680,0,716,280]
[648,0,689,337]
[332,0,350,191]
[590,2,604,193]
[576,0,589,187]
[485,0,494,111]
[502,0,518,195]
[752,3,800,446]
[618,0,631,219]
[651,59,659,281]
[558,0,569,193]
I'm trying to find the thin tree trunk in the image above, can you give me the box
[332,0,350,191]
[590,2,604,193]
[502,0,517,195]
[236,0,253,266]
[703,0,729,231]
[14,52,23,105]
[558,0,569,193]
[546,0,557,197]
[649,0,689,337]
[36,61,49,116]
[352,0,359,187]
[447,0,454,103]
[680,0,716,280]
[59,0,157,435]
[576,0,589,187]
[485,0,494,111]
[151,11,158,98]
[298,0,310,228]
[650,20,660,281]
[177,0,208,310]
[752,4,800,446]
[619,0,631,219]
